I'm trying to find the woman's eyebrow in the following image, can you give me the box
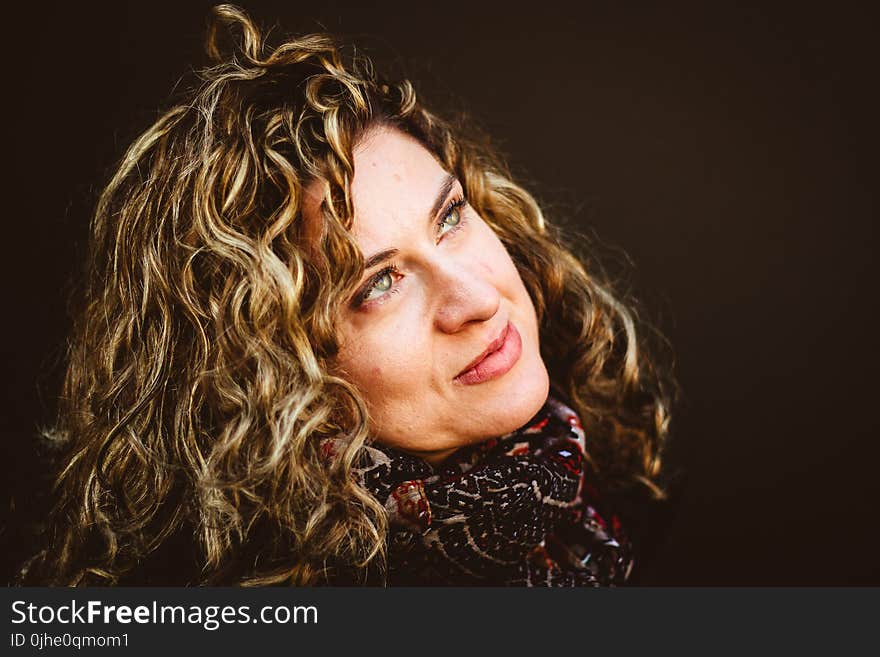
[363,247,399,271]
[361,173,458,271]
[427,173,457,225]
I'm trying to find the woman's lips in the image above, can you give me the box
[454,321,522,385]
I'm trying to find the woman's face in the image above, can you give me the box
[315,127,549,463]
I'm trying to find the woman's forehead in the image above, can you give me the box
[349,129,451,236]
[300,127,451,247]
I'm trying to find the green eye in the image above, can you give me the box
[440,204,462,234]
[360,269,394,304]
[373,271,393,293]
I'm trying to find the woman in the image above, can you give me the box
[21,4,671,586]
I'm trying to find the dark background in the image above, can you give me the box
[3,1,877,584]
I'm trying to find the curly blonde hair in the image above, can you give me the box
[22,4,672,585]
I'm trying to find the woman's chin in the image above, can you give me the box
[489,356,551,436]
[371,357,550,460]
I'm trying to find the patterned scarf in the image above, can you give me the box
[328,395,632,586]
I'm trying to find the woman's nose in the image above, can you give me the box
[432,258,501,334]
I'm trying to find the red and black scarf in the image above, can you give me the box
[334,395,633,586]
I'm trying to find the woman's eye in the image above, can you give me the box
[439,201,464,235]
[363,269,394,302]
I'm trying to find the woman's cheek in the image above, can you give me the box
[369,323,423,392]
[485,239,524,297]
